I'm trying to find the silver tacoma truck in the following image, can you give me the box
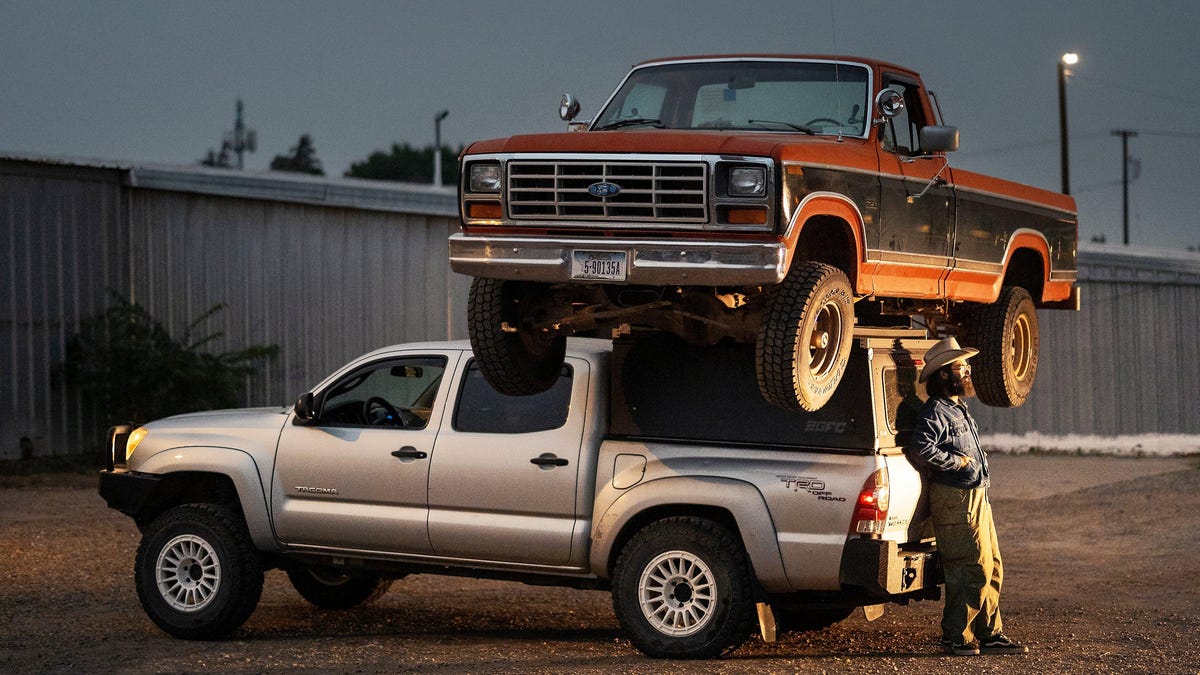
[99,329,943,659]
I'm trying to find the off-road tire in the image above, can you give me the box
[756,261,855,411]
[135,504,263,639]
[611,517,757,659]
[468,277,565,396]
[966,285,1039,407]
[286,567,394,609]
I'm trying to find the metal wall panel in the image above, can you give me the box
[971,248,1200,436]
[1,163,128,458]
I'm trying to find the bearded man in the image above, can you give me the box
[908,337,1028,657]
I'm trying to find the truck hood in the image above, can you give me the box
[128,407,292,471]
[466,130,858,159]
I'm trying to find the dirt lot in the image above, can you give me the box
[2,454,1198,674]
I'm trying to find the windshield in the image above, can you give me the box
[592,60,870,136]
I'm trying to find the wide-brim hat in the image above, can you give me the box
[919,337,980,382]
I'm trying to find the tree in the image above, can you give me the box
[345,142,462,185]
[53,293,279,426]
[270,133,325,175]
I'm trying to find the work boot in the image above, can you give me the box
[979,633,1028,654]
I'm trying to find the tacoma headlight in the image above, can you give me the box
[468,163,502,193]
[126,426,148,461]
[729,166,767,197]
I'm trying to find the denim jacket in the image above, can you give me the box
[906,396,989,489]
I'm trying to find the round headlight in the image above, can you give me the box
[126,426,148,461]
[729,167,766,197]
[469,163,502,193]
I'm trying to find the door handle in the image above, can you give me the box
[530,453,569,467]
[391,446,427,460]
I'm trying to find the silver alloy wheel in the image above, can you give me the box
[637,550,717,637]
[155,534,221,612]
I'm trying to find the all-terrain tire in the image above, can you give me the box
[756,261,855,411]
[134,504,264,639]
[286,567,394,609]
[467,277,566,396]
[965,285,1039,407]
[611,517,757,659]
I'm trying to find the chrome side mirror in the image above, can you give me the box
[919,125,960,153]
[559,94,582,122]
[875,88,905,119]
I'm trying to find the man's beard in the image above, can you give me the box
[947,373,976,399]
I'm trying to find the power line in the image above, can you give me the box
[1070,73,1200,108]
[958,130,1109,158]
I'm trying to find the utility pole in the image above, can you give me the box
[1111,129,1138,246]
[434,110,449,186]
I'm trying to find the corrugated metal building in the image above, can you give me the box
[3,154,1198,457]
[2,155,465,458]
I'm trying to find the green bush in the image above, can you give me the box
[53,294,279,426]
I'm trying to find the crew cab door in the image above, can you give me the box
[426,355,589,565]
[271,350,455,554]
[873,76,955,298]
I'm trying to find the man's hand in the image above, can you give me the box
[956,454,975,468]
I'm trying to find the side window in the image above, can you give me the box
[453,360,573,434]
[884,365,927,433]
[880,79,927,155]
[318,356,446,429]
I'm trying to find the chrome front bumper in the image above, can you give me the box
[448,232,788,285]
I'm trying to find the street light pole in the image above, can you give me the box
[434,110,449,186]
[1112,129,1138,246]
[1057,53,1078,195]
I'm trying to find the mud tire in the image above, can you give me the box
[611,517,757,659]
[467,277,565,396]
[966,285,1039,407]
[756,262,855,411]
[286,567,394,609]
[135,504,263,639]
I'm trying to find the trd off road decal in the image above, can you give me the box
[777,475,846,502]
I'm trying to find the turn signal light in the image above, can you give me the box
[726,207,767,225]
[467,202,502,220]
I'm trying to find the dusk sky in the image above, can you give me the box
[3,0,1197,250]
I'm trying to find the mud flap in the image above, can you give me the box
[756,602,777,643]
[862,603,886,621]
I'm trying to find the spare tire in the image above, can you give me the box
[756,262,855,411]
[468,277,565,396]
[965,285,1039,407]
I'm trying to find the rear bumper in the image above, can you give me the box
[448,232,787,285]
[840,538,941,597]
[98,469,160,520]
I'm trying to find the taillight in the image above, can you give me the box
[850,468,890,536]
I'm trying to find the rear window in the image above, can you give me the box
[453,361,573,434]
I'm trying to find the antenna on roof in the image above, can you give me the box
[830,0,844,142]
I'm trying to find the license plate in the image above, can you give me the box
[571,250,627,281]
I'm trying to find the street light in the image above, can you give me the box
[1057,52,1078,195]
[434,110,450,186]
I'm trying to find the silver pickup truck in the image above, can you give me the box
[99,328,942,659]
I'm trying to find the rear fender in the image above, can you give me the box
[590,475,790,592]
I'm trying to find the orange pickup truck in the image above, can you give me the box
[450,55,1078,411]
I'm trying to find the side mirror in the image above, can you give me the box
[559,93,582,122]
[293,392,316,424]
[919,125,960,153]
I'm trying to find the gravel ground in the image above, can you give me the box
[1,454,1198,674]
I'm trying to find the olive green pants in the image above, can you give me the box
[929,482,1004,644]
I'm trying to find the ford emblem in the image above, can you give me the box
[587,181,622,198]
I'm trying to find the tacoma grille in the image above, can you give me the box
[507,161,708,223]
